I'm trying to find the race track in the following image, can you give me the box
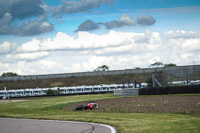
[0,118,116,133]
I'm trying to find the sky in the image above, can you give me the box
[0,0,200,75]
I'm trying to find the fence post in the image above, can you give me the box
[186,70,189,85]
[152,74,155,87]
[171,76,173,86]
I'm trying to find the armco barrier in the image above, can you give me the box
[0,65,200,82]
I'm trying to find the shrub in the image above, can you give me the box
[46,89,60,95]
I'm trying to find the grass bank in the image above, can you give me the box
[0,94,200,133]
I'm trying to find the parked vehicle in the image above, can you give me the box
[0,83,146,99]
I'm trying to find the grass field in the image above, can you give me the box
[0,94,200,133]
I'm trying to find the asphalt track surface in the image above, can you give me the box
[0,118,116,133]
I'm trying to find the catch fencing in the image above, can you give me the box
[152,65,200,87]
[0,65,200,89]
[0,68,157,81]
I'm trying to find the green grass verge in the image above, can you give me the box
[0,94,200,133]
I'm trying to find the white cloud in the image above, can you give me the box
[164,30,200,39]
[5,52,50,61]
[168,52,200,66]
[1,30,200,75]
[16,30,163,56]
[164,30,200,52]
[75,54,163,72]
[95,30,162,55]
[16,38,42,52]
[162,30,200,65]
[0,41,16,54]
[0,60,70,75]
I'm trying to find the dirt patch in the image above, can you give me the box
[63,95,200,115]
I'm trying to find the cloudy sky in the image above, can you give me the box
[0,0,200,75]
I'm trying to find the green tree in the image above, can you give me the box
[94,65,109,72]
[164,63,177,67]
[1,72,19,77]
[149,62,163,68]
[46,89,60,95]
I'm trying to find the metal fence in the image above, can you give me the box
[152,65,200,87]
[1,65,200,82]
[1,65,200,90]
